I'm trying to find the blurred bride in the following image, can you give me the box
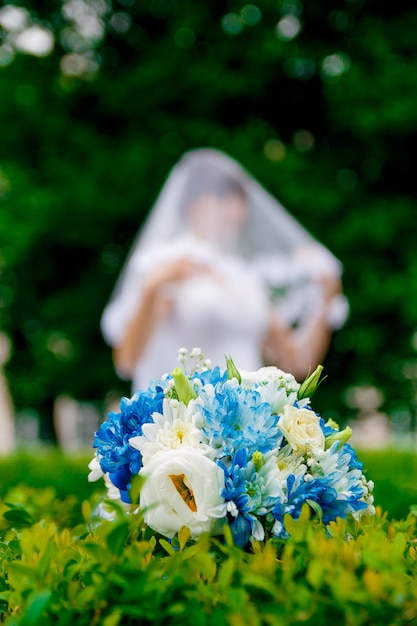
[101,148,349,391]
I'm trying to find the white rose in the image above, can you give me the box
[139,448,226,539]
[277,405,325,453]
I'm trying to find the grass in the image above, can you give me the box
[0,447,102,502]
[357,447,417,520]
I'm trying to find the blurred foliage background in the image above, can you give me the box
[0,0,416,444]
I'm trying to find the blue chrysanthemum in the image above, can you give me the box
[272,473,330,538]
[321,418,338,437]
[198,381,282,458]
[220,449,281,547]
[272,443,368,538]
[93,384,164,479]
[193,366,228,387]
[311,444,368,523]
[342,443,364,470]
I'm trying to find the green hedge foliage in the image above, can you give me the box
[0,450,417,624]
[0,483,417,625]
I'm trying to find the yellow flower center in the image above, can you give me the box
[174,427,185,443]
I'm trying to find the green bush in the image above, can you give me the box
[358,448,417,522]
[0,483,417,625]
[0,450,102,502]
[0,450,417,624]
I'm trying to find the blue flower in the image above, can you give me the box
[321,417,338,437]
[109,465,131,490]
[272,474,330,538]
[220,449,281,547]
[342,443,363,470]
[107,471,133,505]
[198,381,281,458]
[93,384,164,477]
[322,447,367,512]
[272,444,369,538]
[309,472,367,525]
[193,366,228,387]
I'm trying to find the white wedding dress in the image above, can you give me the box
[101,235,270,390]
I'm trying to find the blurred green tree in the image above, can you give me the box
[0,0,416,441]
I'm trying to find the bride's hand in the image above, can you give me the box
[318,274,342,305]
[113,257,212,375]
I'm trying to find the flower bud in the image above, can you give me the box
[225,354,241,383]
[171,367,197,405]
[297,365,326,400]
[251,451,263,472]
[325,426,352,449]
[325,417,340,430]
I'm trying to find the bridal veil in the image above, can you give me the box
[101,147,349,355]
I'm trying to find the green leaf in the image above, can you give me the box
[217,558,236,588]
[129,474,144,506]
[283,504,311,541]
[159,538,177,556]
[222,523,235,547]
[3,508,33,527]
[106,521,131,555]
[6,562,38,587]
[37,543,52,580]
[241,572,279,597]
[178,525,191,551]
[4,502,31,511]
[102,612,122,626]
[0,591,11,603]
[81,500,92,524]
[18,591,52,626]
[306,499,323,521]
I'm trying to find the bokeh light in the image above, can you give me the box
[276,15,302,41]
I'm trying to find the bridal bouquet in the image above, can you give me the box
[88,348,375,548]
